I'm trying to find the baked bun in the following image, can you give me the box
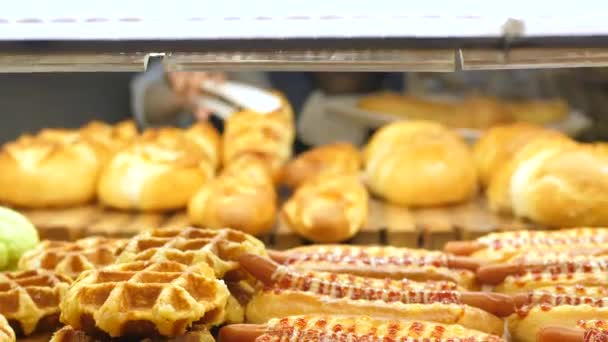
[282,174,368,243]
[98,124,219,211]
[510,144,608,226]
[280,142,362,189]
[486,133,608,226]
[223,93,294,180]
[364,121,478,206]
[0,133,102,208]
[78,120,138,164]
[188,155,277,236]
[487,135,576,214]
[473,123,567,187]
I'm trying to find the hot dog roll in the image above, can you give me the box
[539,320,608,342]
[188,155,277,236]
[279,142,362,189]
[508,286,608,342]
[281,174,368,243]
[240,254,508,335]
[223,92,294,180]
[219,315,505,342]
[270,245,480,289]
[478,255,608,292]
[444,228,608,264]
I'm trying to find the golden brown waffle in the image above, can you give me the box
[0,314,15,342]
[116,227,267,277]
[19,237,127,278]
[50,325,215,342]
[60,261,230,338]
[0,270,71,336]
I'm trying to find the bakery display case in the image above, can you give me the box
[4,2,608,342]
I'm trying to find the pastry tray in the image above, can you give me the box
[323,94,592,142]
[18,196,535,251]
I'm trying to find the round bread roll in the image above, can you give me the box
[0,134,101,208]
[282,173,368,243]
[510,144,608,227]
[473,123,567,187]
[363,121,478,206]
[486,135,577,215]
[79,120,138,164]
[280,142,362,189]
[223,92,294,180]
[188,155,276,236]
[98,125,218,211]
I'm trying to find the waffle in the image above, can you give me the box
[50,325,215,342]
[60,261,230,338]
[116,227,267,278]
[0,270,71,336]
[19,237,126,278]
[0,314,15,342]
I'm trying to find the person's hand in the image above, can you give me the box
[167,71,225,121]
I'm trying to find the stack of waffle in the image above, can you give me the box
[1,227,267,341]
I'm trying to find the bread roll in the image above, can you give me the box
[79,120,138,163]
[510,144,608,227]
[188,155,277,236]
[0,132,102,208]
[282,174,368,243]
[223,93,294,179]
[98,124,219,211]
[473,123,567,187]
[280,142,361,189]
[486,135,577,215]
[184,122,221,170]
[364,121,478,206]
[0,120,138,208]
